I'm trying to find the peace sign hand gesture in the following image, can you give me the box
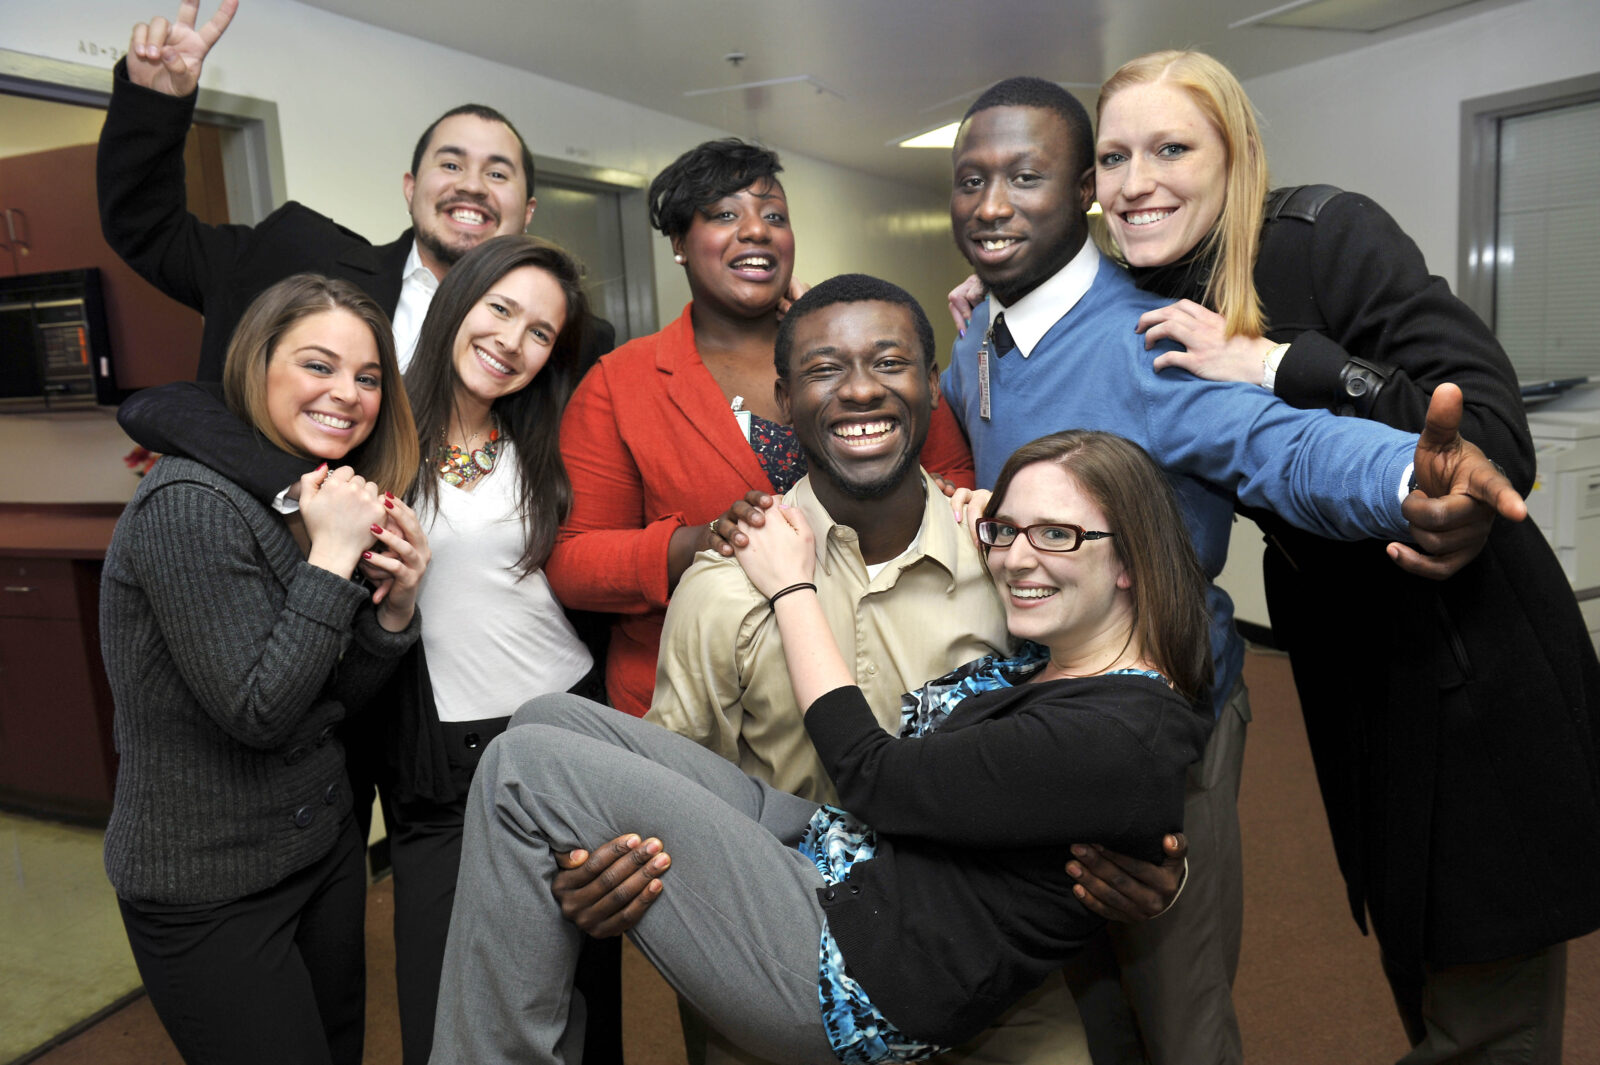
[127,0,238,97]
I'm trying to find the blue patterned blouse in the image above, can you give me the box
[798,643,1166,1063]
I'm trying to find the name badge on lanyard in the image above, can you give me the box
[977,337,992,421]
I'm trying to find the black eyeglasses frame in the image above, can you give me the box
[975,520,1115,553]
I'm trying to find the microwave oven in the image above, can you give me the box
[0,268,120,412]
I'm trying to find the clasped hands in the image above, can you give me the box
[297,464,429,632]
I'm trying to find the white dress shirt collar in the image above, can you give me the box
[391,240,440,372]
[988,239,1100,358]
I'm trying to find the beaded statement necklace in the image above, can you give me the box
[438,422,500,488]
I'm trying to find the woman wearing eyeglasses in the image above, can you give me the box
[431,429,1212,1065]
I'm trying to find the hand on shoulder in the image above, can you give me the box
[732,503,815,599]
[1141,300,1274,385]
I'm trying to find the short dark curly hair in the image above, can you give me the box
[411,104,537,200]
[647,139,784,240]
[962,76,1094,180]
[774,274,935,379]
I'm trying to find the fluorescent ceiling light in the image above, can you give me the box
[683,74,844,100]
[1230,0,1481,31]
[896,122,961,149]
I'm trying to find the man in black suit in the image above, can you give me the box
[99,0,611,382]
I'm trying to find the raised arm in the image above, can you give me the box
[729,504,849,709]
[99,3,249,317]
[1142,364,1522,563]
[1140,363,1418,543]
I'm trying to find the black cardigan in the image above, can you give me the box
[803,674,1210,1046]
[1136,188,1600,967]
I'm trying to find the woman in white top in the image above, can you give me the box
[382,235,603,1065]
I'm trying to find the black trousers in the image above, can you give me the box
[382,696,624,1065]
[118,818,368,1065]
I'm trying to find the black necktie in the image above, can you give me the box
[990,312,1016,358]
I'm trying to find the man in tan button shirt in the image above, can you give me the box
[646,275,1089,1065]
[558,276,1184,1065]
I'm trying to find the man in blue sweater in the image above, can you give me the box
[941,76,1525,1065]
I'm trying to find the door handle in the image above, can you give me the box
[5,208,30,258]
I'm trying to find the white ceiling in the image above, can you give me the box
[298,0,1512,192]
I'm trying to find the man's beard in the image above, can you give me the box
[415,225,470,270]
[807,446,921,502]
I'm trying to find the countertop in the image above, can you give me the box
[0,503,125,559]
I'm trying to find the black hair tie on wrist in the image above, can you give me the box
[768,582,816,606]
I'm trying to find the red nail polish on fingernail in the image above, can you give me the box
[362,551,372,560]
[385,491,394,499]
[370,524,384,535]
[384,500,394,509]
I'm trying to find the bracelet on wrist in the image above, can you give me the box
[1261,342,1290,392]
[768,582,816,606]
[1152,857,1190,920]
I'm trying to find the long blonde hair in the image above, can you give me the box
[1097,50,1269,338]
[223,274,419,495]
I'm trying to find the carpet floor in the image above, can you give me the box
[18,651,1599,1064]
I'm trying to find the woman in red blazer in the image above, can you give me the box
[547,139,974,716]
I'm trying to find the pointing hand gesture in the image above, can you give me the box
[127,0,238,97]
[1388,382,1527,579]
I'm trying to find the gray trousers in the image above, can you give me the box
[1386,943,1568,1065]
[428,693,839,1065]
[1071,679,1249,1065]
[1120,679,1248,1063]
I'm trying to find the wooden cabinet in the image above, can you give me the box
[0,520,120,822]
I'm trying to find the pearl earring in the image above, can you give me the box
[674,253,686,264]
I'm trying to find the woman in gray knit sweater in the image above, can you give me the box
[99,275,429,1065]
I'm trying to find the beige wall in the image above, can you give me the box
[0,95,105,158]
[1240,0,1600,290]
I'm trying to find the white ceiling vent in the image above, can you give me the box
[1230,0,1483,32]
